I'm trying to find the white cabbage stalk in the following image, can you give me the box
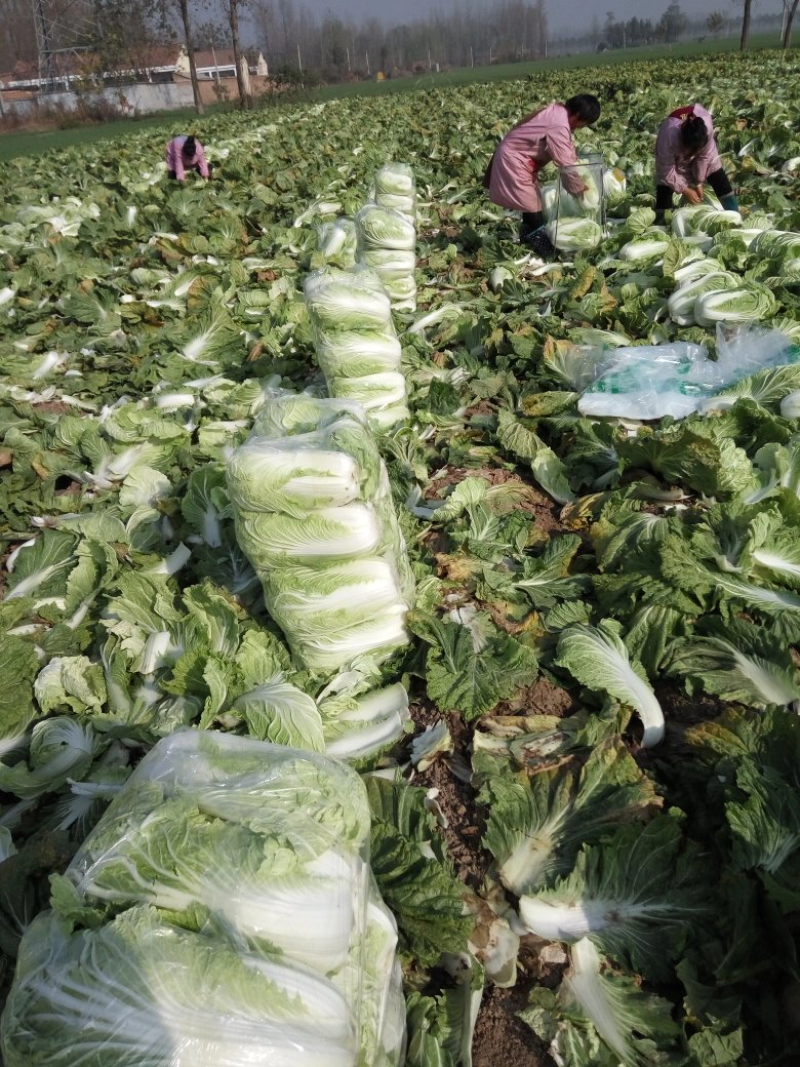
[667,271,740,326]
[359,249,416,274]
[32,350,69,379]
[294,608,409,670]
[228,442,361,514]
[541,182,558,221]
[238,504,383,563]
[329,372,407,411]
[355,205,416,251]
[694,286,778,327]
[780,392,800,419]
[315,331,402,378]
[268,558,403,630]
[368,403,411,432]
[410,720,453,771]
[0,287,16,307]
[603,167,627,205]
[155,393,198,410]
[547,217,603,251]
[672,204,741,238]
[618,231,670,261]
[565,938,638,1065]
[323,683,410,759]
[672,257,724,284]
[305,272,392,332]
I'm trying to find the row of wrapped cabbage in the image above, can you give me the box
[357,163,418,311]
[1,731,406,1067]
[227,391,415,688]
[304,267,410,431]
[313,163,416,429]
[616,202,800,327]
[316,162,417,310]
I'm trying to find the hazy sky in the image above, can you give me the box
[294,0,785,37]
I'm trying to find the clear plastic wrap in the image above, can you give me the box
[549,157,605,252]
[372,162,417,225]
[1,732,407,1067]
[355,204,416,311]
[228,394,415,671]
[303,267,409,430]
[578,326,800,420]
[317,217,358,268]
[578,342,715,420]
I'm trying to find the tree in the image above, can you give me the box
[145,0,205,113]
[783,0,799,46]
[657,2,687,43]
[739,0,753,49]
[227,0,251,108]
[706,10,724,35]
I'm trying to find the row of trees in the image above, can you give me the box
[252,0,548,78]
[1,0,797,114]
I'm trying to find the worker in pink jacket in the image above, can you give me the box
[654,105,737,224]
[165,135,210,182]
[485,94,602,257]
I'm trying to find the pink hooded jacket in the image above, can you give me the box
[655,105,722,193]
[487,102,583,213]
[165,136,210,181]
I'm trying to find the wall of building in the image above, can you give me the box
[1,75,281,122]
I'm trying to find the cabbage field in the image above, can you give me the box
[2,46,800,1067]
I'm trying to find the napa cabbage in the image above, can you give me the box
[694,285,779,327]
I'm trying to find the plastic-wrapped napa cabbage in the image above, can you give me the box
[541,182,558,222]
[1,732,406,1067]
[372,162,416,225]
[228,395,414,672]
[304,268,409,430]
[556,164,602,217]
[355,204,416,311]
[317,217,358,268]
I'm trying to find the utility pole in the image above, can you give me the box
[365,50,370,73]
[31,0,57,92]
[470,45,474,67]
[297,43,302,72]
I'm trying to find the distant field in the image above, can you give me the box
[0,31,791,163]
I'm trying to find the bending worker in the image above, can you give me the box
[654,104,737,223]
[485,93,602,257]
[165,135,210,182]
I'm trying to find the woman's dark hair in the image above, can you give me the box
[565,94,601,125]
[182,136,197,157]
[680,115,709,155]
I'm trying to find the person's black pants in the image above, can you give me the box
[518,210,556,258]
[655,167,733,211]
[520,210,546,237]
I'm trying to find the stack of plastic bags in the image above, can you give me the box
[355,201,417,312]
[0,732,406,1067]
[304,266,410,430]
[228,392,414,673]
